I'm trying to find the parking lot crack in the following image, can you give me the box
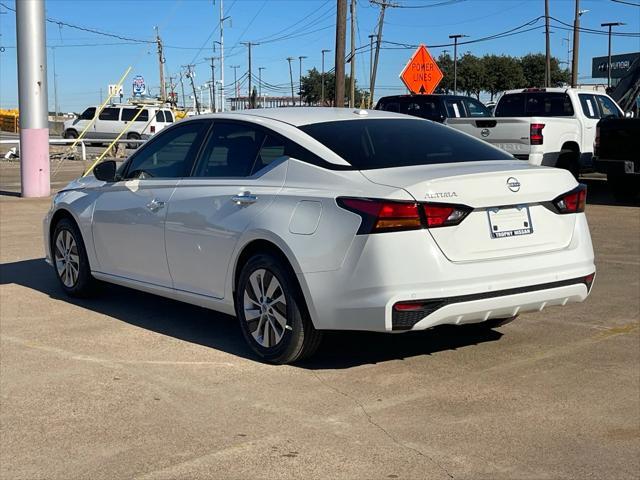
[309,371,454,479]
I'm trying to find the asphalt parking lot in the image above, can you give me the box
[0,161,638,480]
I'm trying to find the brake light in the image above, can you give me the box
[553,185,587,213]
[523,88,546,92]
[150,125,156,133]
[530,123,545,145]
[337,198,471,234]
[422,204,470,227]
[337,198,421,233]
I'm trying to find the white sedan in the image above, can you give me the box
[44,108,595,364]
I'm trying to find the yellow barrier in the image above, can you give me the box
[0,109,19,133]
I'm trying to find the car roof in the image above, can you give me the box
[377,94,474,101]
[184,107,407,127]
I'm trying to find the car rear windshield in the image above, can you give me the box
[298,118,512,170]
[495,92,574,117]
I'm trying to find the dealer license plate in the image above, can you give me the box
[487,205,533,238]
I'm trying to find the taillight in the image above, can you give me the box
[553,184,587,214]
[530,123,545,145]
[337,198,471,234]
[422,203,471,227]
[150,125,156,133]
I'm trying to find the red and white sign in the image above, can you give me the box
[399,44,443,95]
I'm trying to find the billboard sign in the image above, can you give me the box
[591,52,639,79]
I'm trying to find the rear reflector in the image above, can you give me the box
[584,272,595,291]
[530,123,545,145]
[337,198,472,234]
[553,184,587,214]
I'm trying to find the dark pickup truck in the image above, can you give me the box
[593,118,640,201]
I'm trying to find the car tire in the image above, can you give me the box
[235,253,322,364]
[63,129,78,139]
[556,150,580,179]
[127,132,141,150]
[51,218,94,297]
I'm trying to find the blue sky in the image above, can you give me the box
[0,0,639,112]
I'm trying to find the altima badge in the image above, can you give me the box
[507,177,521,192]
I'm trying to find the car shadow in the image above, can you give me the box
[0,258,503,369]
[581,176,640,207]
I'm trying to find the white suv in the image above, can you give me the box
[63,105,175,143]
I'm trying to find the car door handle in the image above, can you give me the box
[231,192,258,205]
[146,199,166,212]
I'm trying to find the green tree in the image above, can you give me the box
[483,55,526,100]
[457,52,485,99]
[435,52,453,94]
[519,53,570,88]
[300,68,363,106]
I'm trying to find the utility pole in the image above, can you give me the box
[206,57,217,112]
[349,0,356,108]
[51,47,59,121]
[241,42,258,108]
[287,57,295,106]
[544,0,551,87]
[370,0,395,108]
[183,64,200,114]
[16,0,49,197]
[219,0,230,112]
[179,71,186,108]
[571,1,580,88]
[335,0,347,107]
[321,49,331,106]
[230,65,239,104]
[258,67,265,107]
[168,75,176,106]
[601,22,625,89]
[155,26,166,102]
[298,55,307,106]
[449,34,466,95]
[368,34,375,107]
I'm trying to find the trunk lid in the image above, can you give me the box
[360,161,579,262]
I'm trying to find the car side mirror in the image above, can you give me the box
[625,111,634,118]
[93,160,117,182]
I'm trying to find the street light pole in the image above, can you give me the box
[298,56,307,106]
[449,34,467,95]
[321,49,330,106]
[601,22,625,89]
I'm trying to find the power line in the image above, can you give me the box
[394,0,468,8]
[611,0,640,6]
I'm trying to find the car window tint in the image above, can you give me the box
[155,110,166,122]
[496,92,573,117]
[194,122,265,178]
[165,111,174,122]
[378,100,400,112]
[124,121,208,179]
[443,99,465,118]
[80,107,96,120]
[121,108,149,122]
[464,98,491,117]
[578,94,599,119]
[596,96,621,118]
[252,134,287,174]
[99,107,120,121]
[400,97,441,120]
[299,118,512,170]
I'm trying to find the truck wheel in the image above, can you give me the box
[127,132,141,150]
[608,173,639,202]
[63,129,78,139]
[557,150,580,179]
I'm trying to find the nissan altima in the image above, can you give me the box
[44,108,595,364]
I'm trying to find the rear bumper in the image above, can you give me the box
[594,157,640,176]
[298,214,595,332]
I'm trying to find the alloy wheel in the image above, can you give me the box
[54,229,80,288]
[243,268,288,348]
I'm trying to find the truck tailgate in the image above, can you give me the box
[446,117,532,158]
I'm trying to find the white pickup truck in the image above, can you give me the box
[446,88,625,176]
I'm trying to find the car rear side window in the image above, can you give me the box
[464,98,491,117]
[578,94,599,119]
[121,108,149,122]
[155,110,166,122]
[98,107,120,121]
[193,122,266,178]
[299,118,512,170]
[165,111,174,122]
[495,92,574,117]
[443,98,465,118]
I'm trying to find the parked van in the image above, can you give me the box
[63,105,175,144]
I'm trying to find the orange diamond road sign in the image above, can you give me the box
[400,44,443,95]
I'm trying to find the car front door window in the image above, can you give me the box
[124,122,209,179]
